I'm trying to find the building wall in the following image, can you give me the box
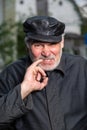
[15,0,37,21]
[48,0,81,34]
[15,0,81,35]
[4,0,15,22]
[0,0,15,23]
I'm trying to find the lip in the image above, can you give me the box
[42,59,54,64]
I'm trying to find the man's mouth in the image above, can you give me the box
[41,59,55,65]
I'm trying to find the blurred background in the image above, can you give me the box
[0,0,87,71]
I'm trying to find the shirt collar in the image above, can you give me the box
[54,53,66,76]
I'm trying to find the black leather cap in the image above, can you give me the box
[23,16,65,43]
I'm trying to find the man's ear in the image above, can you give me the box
[61,38,64,48]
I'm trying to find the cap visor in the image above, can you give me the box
[26,34,62,43]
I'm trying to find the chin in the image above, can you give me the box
[39,63,59,71]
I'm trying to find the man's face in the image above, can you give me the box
[28,40,64,71]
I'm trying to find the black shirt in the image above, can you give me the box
[0,53,87,130]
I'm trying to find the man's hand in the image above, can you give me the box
[21,59,48,99]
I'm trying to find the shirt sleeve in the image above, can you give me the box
[0,65,33,126]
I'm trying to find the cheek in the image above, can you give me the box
[51,45,62,61]
[31,48,42,58]
[51,46,61,56]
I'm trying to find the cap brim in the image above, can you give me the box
[26,33,62,43]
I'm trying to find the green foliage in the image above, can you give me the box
[0,21,26,70]
[16,22,27,59]
[0,22,15,67]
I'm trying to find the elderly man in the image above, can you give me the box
[0,16,87,130]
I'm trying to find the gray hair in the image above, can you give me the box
[24,33,65,48]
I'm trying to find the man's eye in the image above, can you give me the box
[50,42,57,45]
[35,44,42,47]
[35,44,40,46]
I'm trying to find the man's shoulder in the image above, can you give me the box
[12,55,30,66]
[7,56,29,68]
[62,52,87,69]
[63,52,86,62]
[1,56,31,74]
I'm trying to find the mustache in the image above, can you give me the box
[37,55,55,60]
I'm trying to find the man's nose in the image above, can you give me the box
[41,45,50,57]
